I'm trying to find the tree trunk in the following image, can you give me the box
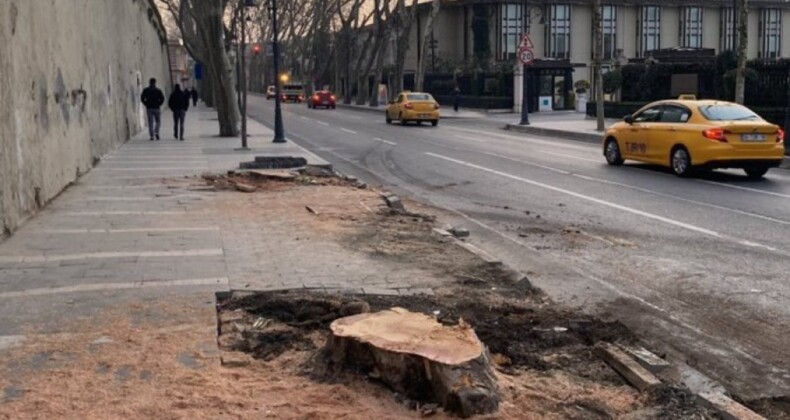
[192,0,240,137]
[593,0,605,131]
[414,0,440,92]
[392,0,419,95]
[326,308,500,417]
[735,0,748,104]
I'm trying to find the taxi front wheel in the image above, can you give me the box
[604,138,624,166]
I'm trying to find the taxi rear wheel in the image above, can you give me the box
[431,120,439,127]
[385,112,392,124]
[400,113,408,126]
[671,146,693,177]
[604,138,624,166]
[744,167,769,179]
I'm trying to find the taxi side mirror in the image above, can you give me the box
[624,114,634,125]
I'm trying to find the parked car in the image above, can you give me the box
[308,91,337,109]
[603,98,785,178]
[266,85,276,100]
[385,91,440,126]
[281,84,305,103]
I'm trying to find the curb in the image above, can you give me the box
[505,123,602,144]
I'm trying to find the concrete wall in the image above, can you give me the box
[0,0,170,236]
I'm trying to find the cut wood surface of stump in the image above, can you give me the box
[327,307,500,417]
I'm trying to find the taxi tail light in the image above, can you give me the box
[404,103,414,109]
[703,128,728,142]
[777,128,785,144]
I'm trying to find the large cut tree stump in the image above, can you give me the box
[326,307,500,417]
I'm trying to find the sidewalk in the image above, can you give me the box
[0,105,459,416]
[505,112,618,143]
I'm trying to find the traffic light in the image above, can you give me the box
[253,44,262,55]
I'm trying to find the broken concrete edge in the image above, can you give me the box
[697,392,767,420]
[594,342,662,392]
[616,343,670,374]
[504,124,602,144]
[452,240,501,266]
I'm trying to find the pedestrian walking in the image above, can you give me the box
[191,88,199,107]
[168,84,190,141]
[140,78,165,140]
[452,86,461,113]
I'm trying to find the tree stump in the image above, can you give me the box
[326,307,500,417]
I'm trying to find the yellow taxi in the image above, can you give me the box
[386,92,441,126]
[603,99,785,178]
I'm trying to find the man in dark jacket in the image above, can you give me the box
[191,88,199,106]
[168,84,191,141]
[140,78,165,140]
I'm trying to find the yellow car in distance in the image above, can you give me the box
[603,99,785,178]
[386,92,440,126]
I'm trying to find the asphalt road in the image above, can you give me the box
[247,94,790,400]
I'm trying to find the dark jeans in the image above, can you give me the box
[173,110,186,139]
[146,109,161,139]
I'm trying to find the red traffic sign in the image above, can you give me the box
[518,47,535,65]
[519,34,534,49]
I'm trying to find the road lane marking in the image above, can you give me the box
[316,121,330,126]
[340,128,358,134]
[44,227,219,234]
[0,277,229,299]
[448,126,597,152]
[536,150,601,163]
[0,249,224,264]
[300,116,308,120]
[426,152,717,237]
[374,138,397,146]
[571,174,790,227]
[695,179,790,200]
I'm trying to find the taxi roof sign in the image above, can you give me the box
[678,94,697,100]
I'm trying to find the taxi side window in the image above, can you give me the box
[659,106,691,123]
[634,107,662,123]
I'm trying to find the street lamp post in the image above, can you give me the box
[239,0,249,149]
[519,0,531,125]
[269,0,286,143]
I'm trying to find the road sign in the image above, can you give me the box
[518,47,535,66]
[519,34,534,49]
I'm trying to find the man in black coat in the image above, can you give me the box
[168,84,191,141]
[140,78,165,140]
[191,88,199,106]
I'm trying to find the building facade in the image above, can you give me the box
[400,0,790,110]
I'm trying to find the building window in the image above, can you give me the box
[602,5,617,60]
[760,8,782,58]
[547,4,571,59]
[720,7,735,51]
[681,7,703,48]
[497,3,523,61]
[638,6,661,57]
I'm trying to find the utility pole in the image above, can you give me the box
[519,0,530,125]
[269,0,286,142]
[239,0,249,149]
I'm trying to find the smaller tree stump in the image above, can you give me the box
[326,307,500,417]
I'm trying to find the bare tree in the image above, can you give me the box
[369,0,396,106]
[593,0,605,131]
[414,0,440,92]
[390,0,419,95]
[158,0,240,137]
[735,0,748,104]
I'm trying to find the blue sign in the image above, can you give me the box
[194,63,203,80]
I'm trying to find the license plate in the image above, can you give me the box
[419,113,431,118]
[742,134,766,142]
[322,101,329,104]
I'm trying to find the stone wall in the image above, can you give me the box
[0,0,171,236]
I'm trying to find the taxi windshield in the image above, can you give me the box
[699,104,759,121]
